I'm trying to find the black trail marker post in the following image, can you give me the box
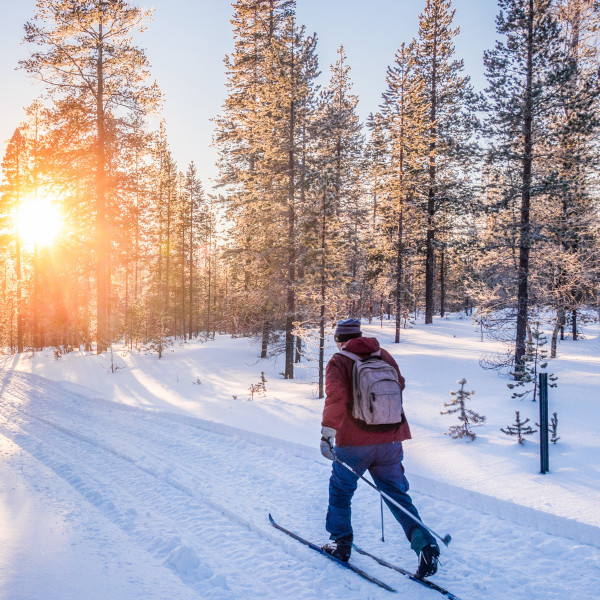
[539,373,550,474]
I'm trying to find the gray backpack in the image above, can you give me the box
[338,350,404,426]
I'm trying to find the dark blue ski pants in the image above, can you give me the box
[326,442,435,553]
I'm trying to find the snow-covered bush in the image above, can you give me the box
[441,378,486,441]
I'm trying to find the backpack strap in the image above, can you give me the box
[337,349,381,362]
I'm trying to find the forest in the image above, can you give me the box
[1,0,599,387]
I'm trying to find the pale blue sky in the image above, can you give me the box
[0,0,498,191]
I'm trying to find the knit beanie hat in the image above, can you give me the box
[334,318,362,343]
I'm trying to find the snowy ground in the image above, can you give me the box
[0,315,599,599]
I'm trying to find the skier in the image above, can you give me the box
[320,318,440,577]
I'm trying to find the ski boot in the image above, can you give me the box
[416,543,440,578]
[322,534,353,562]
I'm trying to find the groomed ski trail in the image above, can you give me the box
[0,370,599,600]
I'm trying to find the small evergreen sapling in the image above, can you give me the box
[249,372,267,400]
[536,411,560,444]
[257,372,267,395]
[441,378,486,441]
[501,410,537,444]
[507,321,557,402]
[550,412,560,444]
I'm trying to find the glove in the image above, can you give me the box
[320,426,337,461]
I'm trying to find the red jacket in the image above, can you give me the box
[322,336,412,447]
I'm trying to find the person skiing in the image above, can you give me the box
[320,318,440,578]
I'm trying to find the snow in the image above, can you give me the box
[0,315,599,599]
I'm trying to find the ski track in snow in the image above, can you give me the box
[0,370,599,600]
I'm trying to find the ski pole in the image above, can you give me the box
[334,455,452,547]
[380,495,385,542]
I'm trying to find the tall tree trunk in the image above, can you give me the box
[15,130,23,354]
[33,245,39,350]
[318,189,327,399]
[188,208,194,341]
[284,40,296,380]
[295,332,302,363]
[318,301,326,399]
[560,2,583,346]
[395,205,404,344]
[440,246,445,318]
[95,23,108,353]
[165,189,172,333]
[181,227,186,340]
[285,179,296,378]
[425,35,438,325]
[157,183,164,342]
[551,306,563,358]
[261,320,269,359]
[207,229,213,339]
[515,0,534,373]
[296,126,308,366]
[124,262,129,346]
[32,115,40,352]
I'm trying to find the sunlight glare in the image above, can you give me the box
[17,196,63,248]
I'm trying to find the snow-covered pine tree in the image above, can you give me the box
[201,193,219,341]
[465,159,525,358]
[483,0,564,373]
[297,45,363,398]
[214,0,279,346]
[550,411,560,443]
[119,110,157,352]
[214,0,319,378]
[147,124,180,348]
[544,0,600,351]
[20,0,160,353]
[363,114,394,322]
[369,41,427,343]
[0,129,29,353]
[441,378,485,440]
[329,47,367,320]
[413,0,476,325]
[501,410,538,444]
[268,12,320,379]
[180,162,207,341]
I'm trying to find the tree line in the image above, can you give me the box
[1,0,599,387]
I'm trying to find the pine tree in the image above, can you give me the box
[371,41,427,342]
[119,112,155,350]
[21,101,46,352]
[545,0,600,350]
[215,0,319,378]
[299,46,363,397]
[549,411,560,443]
[414,0,476,325]
[501,410,537,444]
[483,0,564,372]
[147,124,179,347]
[20,0,160,353]
[441,378,485,440]
[202,194,219,340]
[179,162,206,341]
[507,321,558,401]
[0,129,28,353]
[265,10,319,379]
[216,0,296,352]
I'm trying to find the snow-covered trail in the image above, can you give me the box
[0,370,598,600]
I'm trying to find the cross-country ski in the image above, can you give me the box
[353,544,463,600]
[268,514,396,592]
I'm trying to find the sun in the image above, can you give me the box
[17,196,63,248]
